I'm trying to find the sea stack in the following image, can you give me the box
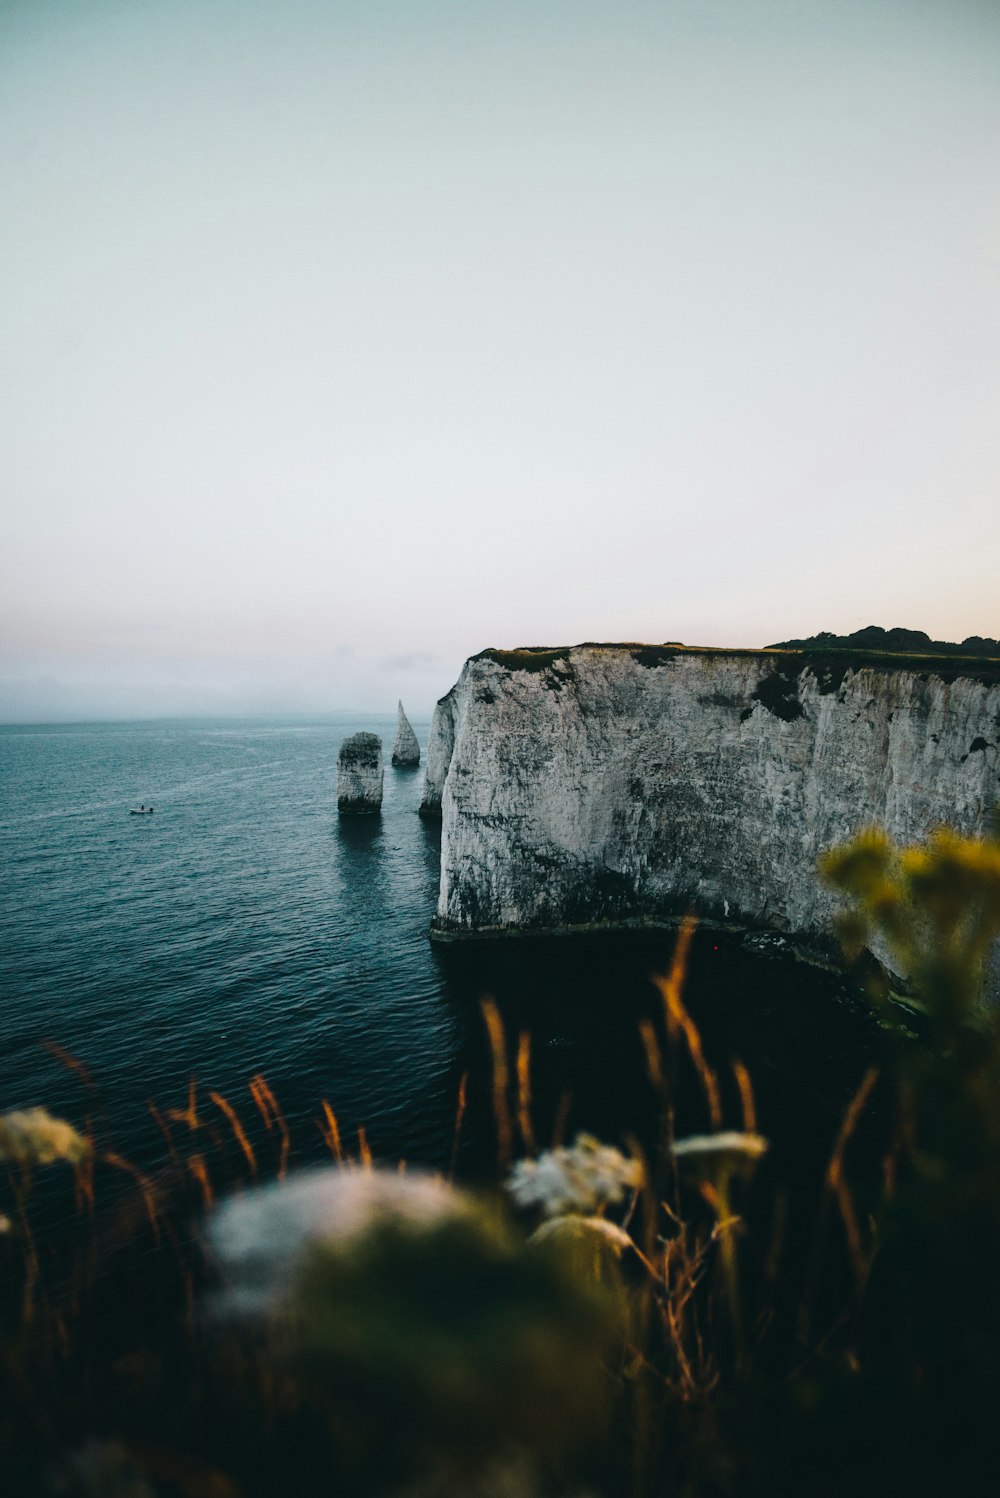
[391,701,421,768]
[337,733,383,815]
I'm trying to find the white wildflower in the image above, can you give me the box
[530,1214,636,1256]
[670,1132,768,1163]
[506,1134,644,1219]
[208,1166,469,1317]
[670,1132,768,1182]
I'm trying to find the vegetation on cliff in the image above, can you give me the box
[767,624,1000,686]
[474,632,1000,686]
[769,624,1000,657]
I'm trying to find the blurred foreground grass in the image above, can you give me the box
[3,818,1000,1497]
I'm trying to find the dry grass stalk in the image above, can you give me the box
[516,1030,536,1156]
[167,1078,201,1132]
[732,1059,757,1133]
[825,1065,880,1281]
[185,1152,213,1210]
[210,1092,258,1177]
[103,1151,161,1236]
[658,1221,719,1402]
[249,1075,290,1179]
[148,1101,181,1166]
[655,920,722,1129]
[638,1018,665,1094]
[551,1091,573,1148]
[41,1040,97,1093]
[448,1071,468,1182]
[480,998,513,1166]
[318,1101,344,1164]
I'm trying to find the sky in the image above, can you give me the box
[2,0,998,721]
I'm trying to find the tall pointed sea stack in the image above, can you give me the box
[391,701,421,768]
[337,732,383,815]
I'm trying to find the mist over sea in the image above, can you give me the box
[1,718,883,1184]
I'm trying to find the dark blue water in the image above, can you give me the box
[1,718,883,1185]
[2,717,456,1164]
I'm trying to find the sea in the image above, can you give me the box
[0,716,885,1192]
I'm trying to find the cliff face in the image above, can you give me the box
[423,645,1000,984]
[419,688,457,816]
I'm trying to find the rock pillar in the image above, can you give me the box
[391,701,421,768]
[337,733,383,815]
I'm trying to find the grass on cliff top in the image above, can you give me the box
[473,642,1000,687]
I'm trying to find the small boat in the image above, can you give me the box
[129,805,154,815]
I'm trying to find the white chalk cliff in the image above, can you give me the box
[338,732,383,815]
[392,701,421,768]
[422,644,1000,988]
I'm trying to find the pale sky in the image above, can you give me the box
[2,0,998,720]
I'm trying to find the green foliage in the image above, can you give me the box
[821,821,1000,1024]
[284,1205,620,1475]
[819,815,1000,1484]
[770,624,1000,658]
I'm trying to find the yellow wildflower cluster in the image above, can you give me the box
[821,820,1000,1019]
[0,1107,90,1167]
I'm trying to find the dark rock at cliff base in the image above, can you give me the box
[337,732,383,815]
[391,701,420,768]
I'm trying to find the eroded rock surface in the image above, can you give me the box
[337,732,383,815]
[391,701,421,768]
[423,644,1000,993]
[420,687,456,817]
